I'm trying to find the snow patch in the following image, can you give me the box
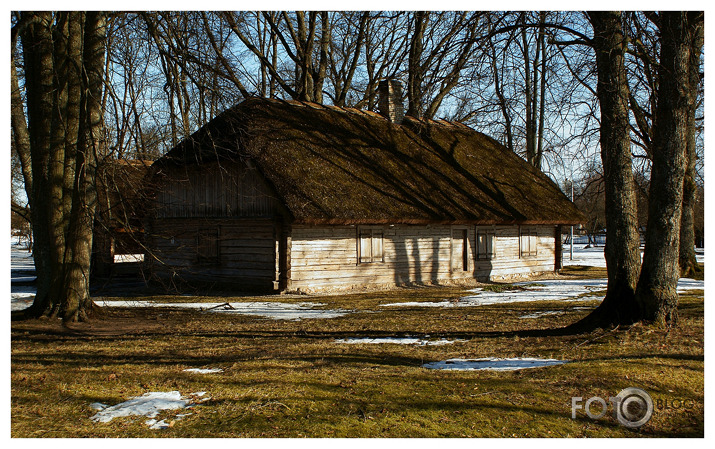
[114,253,144,263]
[183,368,223,374]
[381,279,608,308]
[90,391,189,424]
[423,357,569,371]
[563,244,705,268]
[518,310,565,319]
[562,245,608,268]
[90,391,209,429]
[145,418,172,430]
[677,278,705,292]
[381,276,703,309]
[11,290,36,312]
[11,240,37,311]
[97,300,351,320]
[334,337,463,346]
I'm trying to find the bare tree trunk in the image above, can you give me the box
[18,12,57,318]
[14,11,107,322]
[679,127,700,277]
[635,11,703,327]
[61,11,106,322]
[313,11,330,104]
[536,12,547,169]
[521,14,536,166]
[407,11,427,118]
[487,17,514,152]
[679,17,703,277]
[578,11,642,328]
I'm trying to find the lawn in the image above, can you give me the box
[10,266,704,437]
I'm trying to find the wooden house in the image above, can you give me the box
[146,83,583,292]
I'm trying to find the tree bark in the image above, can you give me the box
[406,11,427,118]
[678,15,703,277]
[60,11,106,322]
[19,11,56,318]
[635,11,703,326]
[578,11,642,328]
[14,11,107,322]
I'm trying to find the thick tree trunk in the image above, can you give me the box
[578,12,642,328]
[679,16,703,278]
[14,11,107,322]
[19,12,57,318]
[635,12,703,327]
[61,12,106,322]
[680,136,700,277]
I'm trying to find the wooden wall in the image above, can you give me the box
[288,224,558,292]
[147,218,279,290]
[475,225,556,279]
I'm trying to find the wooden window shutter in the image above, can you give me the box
[520,227,537,257]
[372,230,384,262]
[358,227,384,263]
[359,230,372,263]
[477,227,496,260]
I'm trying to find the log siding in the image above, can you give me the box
[288,224,558,292]
[147,217,279,290]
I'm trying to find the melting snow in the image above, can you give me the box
[183,368,223,374]
[381,278,608,308]
[145,418,172,430]
[97,300,351,320]
[563,244,705,268]
[90,391,209,429]
[334,337,463,346]
[423,357,569,371]
[518,310,565,319]
[381,276,703,309]
[90,391,190,424]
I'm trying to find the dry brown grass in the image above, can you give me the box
[11,267,703,437]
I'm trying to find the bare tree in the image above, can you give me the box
[580,11,642,326]
[635,11,704,326]
[12,11,108,322]
[625,12,704,277]
[405,11,482,119]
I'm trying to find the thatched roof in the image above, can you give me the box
[155,98,583,225]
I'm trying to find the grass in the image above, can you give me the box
[480,283,526,293]
[11,266,704,437]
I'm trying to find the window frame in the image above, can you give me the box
[357,226,385,264]
[476,226,496,260]
[519,226,538,258]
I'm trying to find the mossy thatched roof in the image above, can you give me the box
[156,98,583,225]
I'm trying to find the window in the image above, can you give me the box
[197,228,219,263]
[358,227,384,263]
[520,227,538,257]
[476,227,496,260]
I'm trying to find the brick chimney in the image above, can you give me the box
[378,79,405,124]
